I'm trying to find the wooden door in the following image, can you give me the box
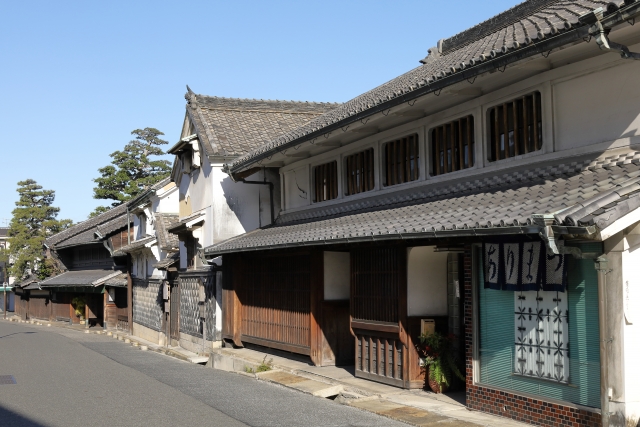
[351,247,408,388]
[170,281,180,344]
[237,253,312,354]
[29,297,50,321]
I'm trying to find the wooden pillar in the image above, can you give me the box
[310,250,325,366]
[84,293,89,328]
[396,246,410,389]
[127,258,133,334]
[103,289,108,329]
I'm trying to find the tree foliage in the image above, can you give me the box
[6,179,73,280]
[91,127,171,217]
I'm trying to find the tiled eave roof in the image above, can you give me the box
[112,236,155,256]
[47,204,128,249]
[39,269,124,288]
[205,148,640,256]
[227,0,638,174]
[154,213,180,251]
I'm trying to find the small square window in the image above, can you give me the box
[488,91,542,162]
[345,148,374,196]
[383,134,419,187]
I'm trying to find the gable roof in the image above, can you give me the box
[227,0,637,174]
[205,147,640,256]
[179,89,341,159]
[46,204,129,249]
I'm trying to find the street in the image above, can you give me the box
[0,321,408,427]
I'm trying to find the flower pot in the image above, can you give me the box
[427,366,448,394]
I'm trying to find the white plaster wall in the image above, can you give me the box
[406,246,448,316]
[554,59,640,152]
[283,166,310,210]
[324,251,350,300]
[153,183,178,214]
[211,165,265,244]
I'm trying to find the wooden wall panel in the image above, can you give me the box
[29,297,50,321]
[238,252,312,353]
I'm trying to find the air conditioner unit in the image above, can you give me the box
[420,319,435,336]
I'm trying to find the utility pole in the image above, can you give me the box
[3,263,7,319]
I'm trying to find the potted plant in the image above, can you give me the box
[71,297,85,323]
[418,331,465,393]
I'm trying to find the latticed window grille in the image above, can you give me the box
[313,161,338,203]
[430,116,474,176]
[345,148,374,196]
[383,134,419,187]
[514,289,569,383]
[488,91,542,162]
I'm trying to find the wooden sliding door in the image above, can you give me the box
[351,247,408,388]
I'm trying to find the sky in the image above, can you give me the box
[0,0,520,225]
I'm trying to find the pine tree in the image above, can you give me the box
[6,179,72,280]
[91,127,171,217]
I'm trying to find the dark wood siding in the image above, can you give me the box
[238,253,312,352]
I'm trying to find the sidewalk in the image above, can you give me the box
[210,345,530,427]
[6,316,529,427]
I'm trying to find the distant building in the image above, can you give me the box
[0,227,15,312]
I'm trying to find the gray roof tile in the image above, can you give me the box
[206,148,640,255]
[227,0,626,173]
[184,91,340,158]
[47,204,129,249]
[39,270,123,288]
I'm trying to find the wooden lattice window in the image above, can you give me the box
[489,91,542,162]
[383,134,419,187]
[313,161,338,203]
[345,148,374,196]
[431,116,474,176]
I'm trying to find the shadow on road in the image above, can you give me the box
[0,404,49,427]
[0,331,37,339]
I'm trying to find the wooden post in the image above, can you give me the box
[309,250,324,366]
[127,266,133,334]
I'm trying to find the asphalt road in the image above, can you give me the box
[0,321,408,427]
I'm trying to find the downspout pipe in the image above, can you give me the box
[239,179,275,226]
[595,257,611,427]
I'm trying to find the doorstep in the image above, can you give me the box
[210,346,530,427]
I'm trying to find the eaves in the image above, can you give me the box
[204,225,594,257]
[227,2,640,176]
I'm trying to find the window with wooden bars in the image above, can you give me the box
[345,148,374,196]
[430,116,474,176]
[383,134,419,187]
[313,161,338,203]
[488,91,542,162]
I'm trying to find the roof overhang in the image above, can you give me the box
[226,1,640,176]
[204,225,595,257]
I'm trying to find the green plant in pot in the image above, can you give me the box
[71,297,85,321]
[418,331,465,393]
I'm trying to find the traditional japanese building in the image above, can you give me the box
[204,1,640,426]
[166,91,339,352]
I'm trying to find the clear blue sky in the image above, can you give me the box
[0,0,518,225]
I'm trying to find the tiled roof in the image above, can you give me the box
[39,270,122,288]
[153,252,179,270]
[184,90,340,158]
[0,227,8,237]
[112,236,155,256]
[154,213,180,251]
[205,148,640,255]
[227,0,628,173]
[13,275,39,289]
[47,204,129,249]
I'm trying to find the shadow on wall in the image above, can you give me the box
[220,175,259,233]
[0,404,49,427]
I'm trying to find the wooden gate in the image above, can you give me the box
[29,297,50,321]
[53,293,72,322]
[238,253,312,354]
[170,280,180,344]
[351,247,408,387]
